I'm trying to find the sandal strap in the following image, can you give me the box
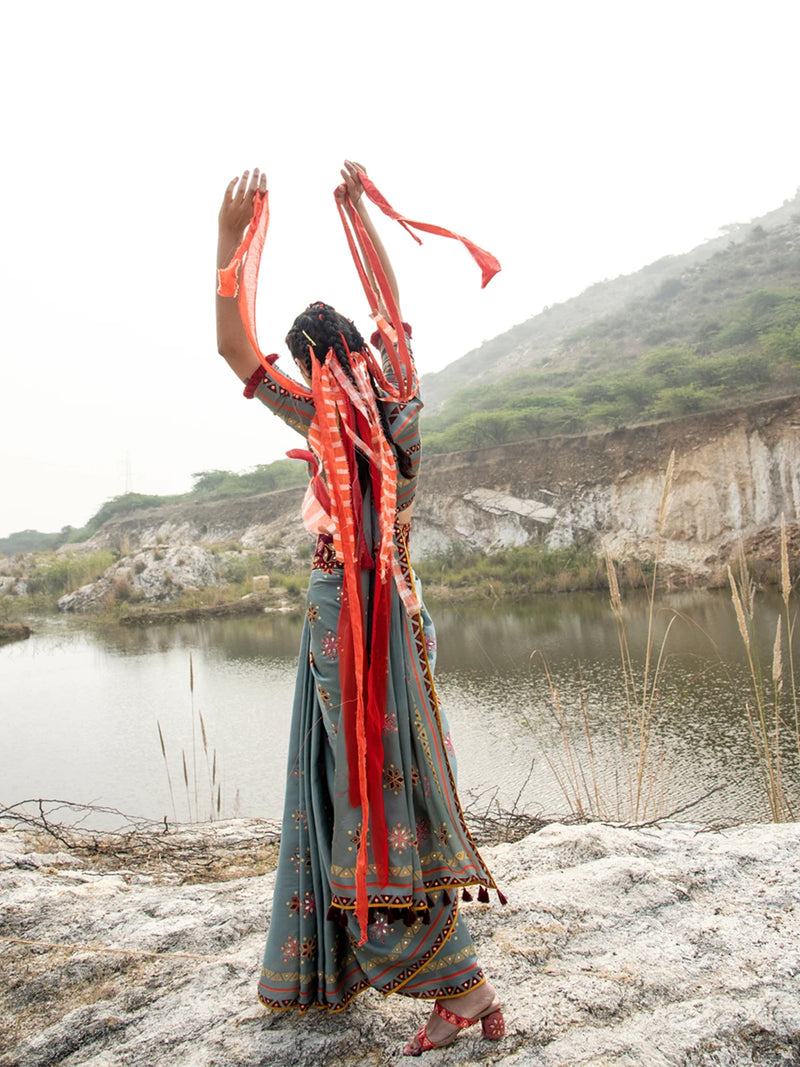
[414,1027,437,1052]
[434,1001,476,1029]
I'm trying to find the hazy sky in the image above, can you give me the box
[3,0,800,539]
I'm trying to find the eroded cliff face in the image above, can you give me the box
[54,396,800,607]
[414,395,800,581]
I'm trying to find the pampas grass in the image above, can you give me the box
[535,453,677,823]
[728,516,799,821]
[157,656,224,824]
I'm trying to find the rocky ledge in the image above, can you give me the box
[2,820,799,1066]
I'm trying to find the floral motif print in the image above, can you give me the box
[388,823,415,854]
[302,891,316,919]
[281,935,300,962]
[383,764,405,793]
[288,894,301,915]
[383,712,398,736]
[415,816,430,845]
[410,765,420,787]
[300,936,317,960]
[311,537,341,574]
[425,633,437,656]
[293,808,308,829]
[368,912,391,944]
[436,823,450,847]
[444,732,455,756]
[307,603,320,624]
[347,824,365,852]
[317,685,330,705]
[320,630,339,661]
[289,847,312,874]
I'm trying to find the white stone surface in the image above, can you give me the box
[2,820,799,1065]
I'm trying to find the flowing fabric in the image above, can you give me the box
[257,529,491,1010]
[220,172,503,1009]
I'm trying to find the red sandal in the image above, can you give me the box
[403,997,505,1055]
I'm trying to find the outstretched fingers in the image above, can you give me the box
[219,168,266,234]
[340,159,366,203]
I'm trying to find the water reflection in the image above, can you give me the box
[1,588,797,827]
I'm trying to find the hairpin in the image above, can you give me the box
[302,330,316,347]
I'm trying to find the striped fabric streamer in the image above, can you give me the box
[328,357,396,581]
[310,356,377,942]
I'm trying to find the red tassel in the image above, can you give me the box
[497,889,508,905]
[326,905,338,923]
[442,890,451,906]
[421,908,431,925]
[402,910,416,927]
[477,886,490,903]
[461,888,473,903]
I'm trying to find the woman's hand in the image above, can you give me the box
[338,160,366,206]
[219,168,267,239]
[216,168,265,383]
[336,159,401,320]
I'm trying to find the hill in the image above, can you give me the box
[0,461,307,557]
[4,189,800,554]
[420,189,800,451]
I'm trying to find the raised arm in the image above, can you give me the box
[337,160,402,323]
[216,169,266,382]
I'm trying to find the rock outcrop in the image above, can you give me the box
[2,819,799,1065]
[56,544,227,613]
[5,395,796,610]
[413,395,800,582]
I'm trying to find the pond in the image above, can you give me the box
[2,586,797,827]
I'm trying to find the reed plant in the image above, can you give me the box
[536,453,677,823]
[157,654,222,824]
[728,516,799,821]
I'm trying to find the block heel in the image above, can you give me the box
[481,1007,505,1040]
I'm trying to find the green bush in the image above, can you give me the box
[416,542,608,597]
[26,551,116,597]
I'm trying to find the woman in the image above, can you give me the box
[216,161,504,1055]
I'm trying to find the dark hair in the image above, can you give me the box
[286,301,364,373]
[286,302,413,479]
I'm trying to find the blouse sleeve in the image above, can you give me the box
[370,322,416,394]
[243,362,316,438]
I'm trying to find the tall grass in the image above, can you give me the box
[157,655,222,824]
[25,550,116,598]
[728,516,799,821]
[536,453,677,823]
[417,542,612,599]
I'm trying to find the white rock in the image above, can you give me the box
[2,820,799,1065]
